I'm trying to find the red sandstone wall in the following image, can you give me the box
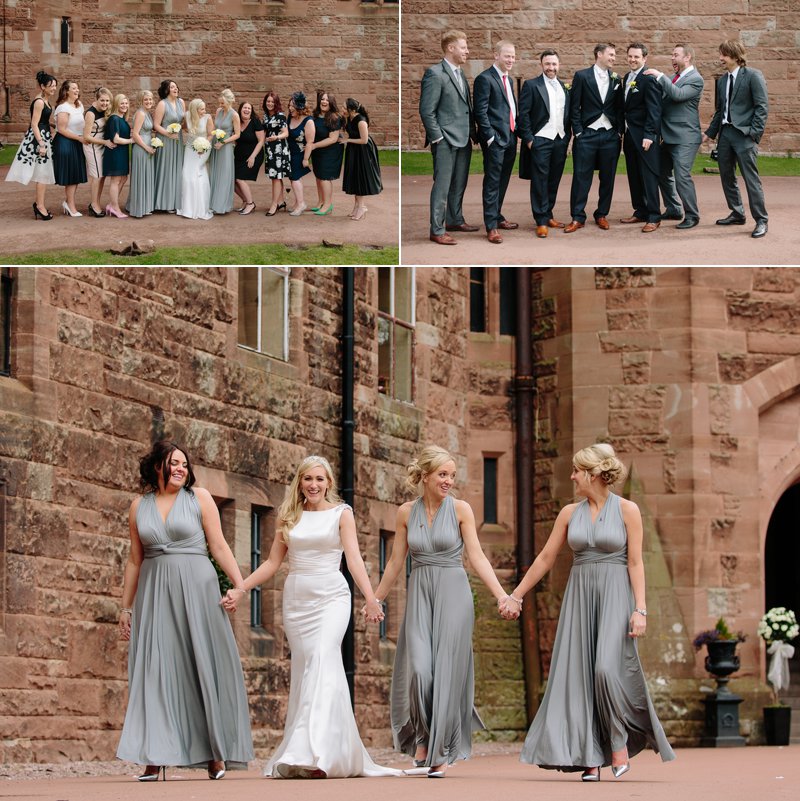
[401,2,800,154]
[0,1,398,146]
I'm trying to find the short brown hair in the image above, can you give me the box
[719,39,747,66]
[627,42,648,57]
[441,30,467,54]
[594,43,615,58]
[674,43,695,62]
[540,49,559,61]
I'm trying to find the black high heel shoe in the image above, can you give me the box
[87,204,106,218]
[136,766,166,782]
[32,203,53,221]
[276,202,287,211]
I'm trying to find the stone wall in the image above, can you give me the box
[0,1,398,145]
[401,1,800,154]
[0,266,527,763]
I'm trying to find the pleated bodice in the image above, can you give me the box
[568,493,628,566]
[406,495,464,569]
[136,488,208,557]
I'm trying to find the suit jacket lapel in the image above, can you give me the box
[442,59,466,101]
[732,67,745,102]
[588,68,603,104]
[536,75,550,115]
[492,68,511,109]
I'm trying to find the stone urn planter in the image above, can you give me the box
[704,639,740,687]
[763,706,791,746]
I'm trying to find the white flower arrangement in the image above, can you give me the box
[150,136,164,149]
[192,136,211,154]
[167,122,182,134]
[758,607,798,704]
[211,128,227,142]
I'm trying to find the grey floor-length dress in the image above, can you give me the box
[153,98,184,211]
[127,111,155,218]
[116,487,254,768]
[520,492,675,771]
[390,495,484,767]
[209,107,235,214]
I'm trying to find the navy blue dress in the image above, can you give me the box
[287,115,313,181]
[103,115,131,177]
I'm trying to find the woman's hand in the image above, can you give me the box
[629,610,647,638]
[221,587,246,612]
[498,595,521,620]
[247,156,255,168]
[362,598,384,623]
[118,609,132,641]
[214,141,223,150]
[302,157,309,168]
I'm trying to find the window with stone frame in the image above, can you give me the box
[469,267,487,333]
[237,267,289,360]
[250,505,276,629]
[377,267,415,402]
[483,456,498,524]
[378,530,411,642]
[499,266,517,335]
[1,268,12,376]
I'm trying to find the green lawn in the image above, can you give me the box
[400,150,800,177]
[0,143,398,168]
[1,243,399,265]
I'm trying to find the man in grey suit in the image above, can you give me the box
[419,30,478,245]
[645,43,704,229]
[702,39,769,238]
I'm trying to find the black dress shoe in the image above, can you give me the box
[661,212,683,221]
[445,223,479,232]
[676,218,699,229]
[716,213,746,225]
[751,221,768,238]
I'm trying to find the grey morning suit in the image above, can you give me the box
[419,59,474,236]
[657,67,704,222]
[705,66,769,224]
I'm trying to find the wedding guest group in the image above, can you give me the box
[418,37,771,244]
[6,73,383,222]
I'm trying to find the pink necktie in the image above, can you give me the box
[672,73,680,84]
[502,74,515,132]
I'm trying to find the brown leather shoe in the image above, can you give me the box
[642,221,660,233]
[548,218,566,228]
[620,216,645,224]
[445,222,480,232]
[564,221,585,233]
[595,216,610,230]
[430,233,457,245]
[498,220,519,230]
[536,225,548,238]
[487,229,503,244]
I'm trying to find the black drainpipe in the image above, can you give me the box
[341,267,356,707]
[514,267,541,724]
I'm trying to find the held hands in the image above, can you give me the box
[497,594,522,620]
[361,597,385,624]
[628,610,647,638]
[221,587,246,613]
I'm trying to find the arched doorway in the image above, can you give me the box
[764,482,800,678]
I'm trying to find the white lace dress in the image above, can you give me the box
[176,113,213,220]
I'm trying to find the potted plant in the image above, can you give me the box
[757,606,799,746]
[693,617,747,685]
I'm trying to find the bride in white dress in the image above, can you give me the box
[224,455,401,779]
[176,97,213,220]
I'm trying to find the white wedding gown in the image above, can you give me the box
[176,113,213,220]
[265,504,401,778]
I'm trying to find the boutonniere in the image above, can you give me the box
[628,79,637,90]
[611,72,619,81]
[563,82,571,91]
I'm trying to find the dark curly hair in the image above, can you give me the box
[157,79,178,101]
[139,440,196,493]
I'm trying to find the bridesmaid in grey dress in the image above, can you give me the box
[152,79,184,211]
[209,89,240,214]
[128,90,156,218]
[117,441,254,781]
[372,445,518,778]
[506,443,675,781]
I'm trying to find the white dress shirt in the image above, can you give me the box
[535,77,566,140]
[723,66,740,124]
[588,65,614,130]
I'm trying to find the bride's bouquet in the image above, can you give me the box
[192,136,211,154]
[211,128,227,143]
[166,122,182,134]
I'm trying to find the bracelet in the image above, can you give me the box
[634,608,647,616]
[120,608,132,614]
[509,594,524,606]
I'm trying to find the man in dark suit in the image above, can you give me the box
[473,40,519,244]
[620,42,662,232]
[518,49,571,238]
[645,43,705,229]
[565,43,624,233]
[419,30,479,245]
[702,39,769,238]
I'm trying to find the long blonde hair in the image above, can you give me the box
[186,97,205,136]
[278,455,343,541]
[405,445,455,495]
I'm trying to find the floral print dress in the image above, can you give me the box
[263,112,289,179]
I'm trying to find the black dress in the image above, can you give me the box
[263,113,289,179]
[342,115,382,196]
[287,115,313,181]
[234,118,264,181]
[311,115,344,180]
[103,116,131,177]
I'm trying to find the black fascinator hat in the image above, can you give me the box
[291,91,306,109]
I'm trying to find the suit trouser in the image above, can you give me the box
[623,132,662,223]
[429,139,472,235]
[717,125,768,223]
[659,141,701,220]
[659,168,683,217]
[480,139,517,231]
[569,127,620,223]
[528,134,569,225]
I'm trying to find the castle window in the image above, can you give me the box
[238,267,289,360]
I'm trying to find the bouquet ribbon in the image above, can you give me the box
[767,641,795,693]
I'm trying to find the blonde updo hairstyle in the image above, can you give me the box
[572,443,626,486]
[278,454,343,542]
[220,88,235,107]
[405,445,455,495]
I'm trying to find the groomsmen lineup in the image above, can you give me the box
[420,35,771,244]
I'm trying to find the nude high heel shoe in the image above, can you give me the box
[136,766,166,782]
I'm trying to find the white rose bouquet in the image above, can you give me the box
[758,606,798,703]
[150,136,164,154]
[167,122,182,135]
[192,136,211,154]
